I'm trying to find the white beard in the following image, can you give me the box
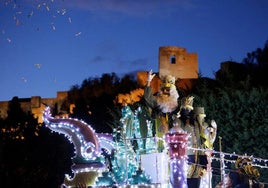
[156,85,179,113]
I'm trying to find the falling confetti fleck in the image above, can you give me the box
[6,38,11,43]
[21,77,27,82]
[51,23,56,30]
[75,32,81,37]
[61,9,66,15]
[28,11,34,18]
[15,19,19,26]
[68,17,72,23]
[34,64,41,68]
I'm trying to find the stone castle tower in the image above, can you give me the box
[137,46,198,93]
[158,46,198,79]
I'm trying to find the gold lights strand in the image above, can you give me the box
[187,147,268,169]
[186,160,267,186]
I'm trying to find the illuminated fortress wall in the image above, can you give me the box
[159,46,198,79]
[0,91,68,124]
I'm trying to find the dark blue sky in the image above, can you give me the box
[1,0,268,101]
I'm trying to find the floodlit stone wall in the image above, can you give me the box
[0,91,68,124]
[159,46,198,79]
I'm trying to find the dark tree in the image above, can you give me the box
[242,40,268,87]
[0,97,74,188]
[69,73,138,133]
[0,97,38,141]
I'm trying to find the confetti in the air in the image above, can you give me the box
[75,32,81,37]
[34,64,41,68]
[46,6,50,11]
[61,9,67,15]
[28,11,34,18]
[51,23,56,30]
[21,77,27,82]
[1,0,80,44]
[15,19,19,26]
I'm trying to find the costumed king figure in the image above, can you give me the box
[143,70,180,151]
[195,107,217,188]
[179,99,216,188]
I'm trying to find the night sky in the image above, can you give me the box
[1,0,268,101]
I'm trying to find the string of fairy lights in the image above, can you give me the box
[185,146,268,185]
[123,136,268,169]
[123,136,268,185]
[188,147,268,169]
[125,136,268,184]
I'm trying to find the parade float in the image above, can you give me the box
[43,72,265,188]
[43,105,189,188]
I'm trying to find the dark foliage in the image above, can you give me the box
[0,98,74,188]
[68,73,138,133]
[216,40,268,89]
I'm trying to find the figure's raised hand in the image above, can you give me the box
[147,70,155,83]
[211,120,217,129]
